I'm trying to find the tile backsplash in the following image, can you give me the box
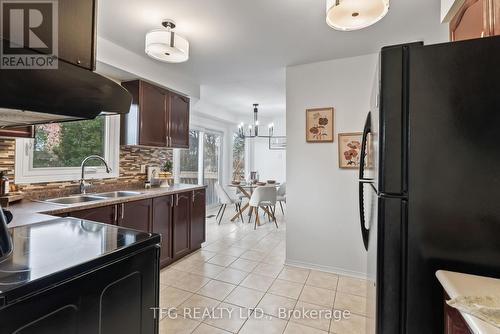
[0,138,172,199]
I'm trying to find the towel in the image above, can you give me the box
[447,295,500,329]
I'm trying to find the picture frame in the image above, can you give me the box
[338,132,367,169]
[306,107,334,143]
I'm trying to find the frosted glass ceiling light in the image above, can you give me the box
[326,0,389,31]
[145,20,189,63]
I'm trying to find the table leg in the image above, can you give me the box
[231,203,249,222]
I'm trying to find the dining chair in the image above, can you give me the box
[277,182,286,214]
[248,186,278,230]
[215,183,243,225]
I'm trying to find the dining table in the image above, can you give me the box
[227,182,280,223]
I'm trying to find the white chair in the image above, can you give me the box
[248,186,278,229]
[215,183,243,225]
[277,182,286,214]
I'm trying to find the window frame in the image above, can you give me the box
[14,116,120,184]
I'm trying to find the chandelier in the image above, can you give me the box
[237,104,285,150]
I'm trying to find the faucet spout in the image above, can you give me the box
[80,155,112,194]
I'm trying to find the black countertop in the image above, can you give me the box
[0,217,160,307]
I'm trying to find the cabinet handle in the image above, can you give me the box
[170,195,174,207]
[192,191,195,203]
[77,59,82,64]
[176,194,179,206]
[114,205,118,224]
[121,203,125,220]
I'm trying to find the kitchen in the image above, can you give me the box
[0,0,499,334]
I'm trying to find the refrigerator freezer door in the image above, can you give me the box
[406,36,500,334]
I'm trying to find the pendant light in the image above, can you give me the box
[326,0,389,31]
[145,20,189,63]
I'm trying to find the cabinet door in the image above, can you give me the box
[190,189,206,249]
[152,195,173,267]
[140,81,168,147]
[444,299,472,334]
[172,192,191,259]
[168,92,190,148]
[119,199,152,232]
[69,205,116,225]
[0,126,34,138]
[58,0,96,70]
[450,0,500,41]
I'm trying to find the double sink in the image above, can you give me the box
[44,191,143,205]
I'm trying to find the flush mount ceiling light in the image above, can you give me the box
[326,0,389,31]
[145,20,189,63]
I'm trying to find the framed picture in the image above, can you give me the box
[269,136,287,150]
[338,132,367,169]
[306,107,334,142]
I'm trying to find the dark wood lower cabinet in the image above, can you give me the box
[444,294,472,334]
[152,196,173,267]
[190,189,206,249]
[172,192,192,259]
[64,189,206,268]
[69,205,117,225]
[118,199,152,232]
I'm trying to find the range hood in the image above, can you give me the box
[0,53,131,128]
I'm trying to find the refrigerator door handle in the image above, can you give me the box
[358,112,373,251]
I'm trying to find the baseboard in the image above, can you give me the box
[285,258,367,280]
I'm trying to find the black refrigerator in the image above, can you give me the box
[358,36,500,334]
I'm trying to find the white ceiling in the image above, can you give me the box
[97,0,447,117]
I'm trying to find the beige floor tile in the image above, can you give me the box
[160,286,193,310]
[170,273,212,293]
[278,266,310,284]
[334,292,367,316]
[240,273,275,292]
[256,293,297,319]
[238,315,287,334]
[253,263,284,278]
[190,263,226,279]
[268,279,304,299]
[261,255,286,266]
[306,271,339,290]
[289,301,332,332]
[229,258,259,272]
[330,313,367,334]
[192,323,232,334]
[215,268,249,285]
[284,322,329,334]
[179,294,221,320]
[171,259,199,272]
[224,286,265,309]
[189,250,218,262]
[337,276,367,297]
[203,302,250,333]
[283,321,328,334]
[160,268,189,286]
[299,285,335,307]
[207,254,238,267]
[217,246,247,257]
[198,280,237,301]
[240,250,267,261]
[159,316,200,334]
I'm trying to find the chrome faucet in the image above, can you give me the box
[80,155,112,194]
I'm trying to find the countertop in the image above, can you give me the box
[436,270,500,334]
[7,184,206,227]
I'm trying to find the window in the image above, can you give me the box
[174,128,222,207]
[15,116,120,183]
[232,132,245,181]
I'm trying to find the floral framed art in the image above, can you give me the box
[306,107,334,143]
[338,132,365,169]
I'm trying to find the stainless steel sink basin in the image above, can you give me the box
[44,195,106,205]
[93,191,143,198]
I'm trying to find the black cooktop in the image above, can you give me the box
[0,217,159,305]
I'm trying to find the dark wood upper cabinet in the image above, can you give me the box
[190,189,206,249]
[121,80,190,148]
[169,92,190,149]
[118,199,152,232]
[152,196,174,267]
[450,0,500,41]
[58,0,97,70]
[172,192,191,259]
[0,126,34,139]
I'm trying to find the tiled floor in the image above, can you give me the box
[159,205,369,334]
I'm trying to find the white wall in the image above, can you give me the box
[286,54,378,278]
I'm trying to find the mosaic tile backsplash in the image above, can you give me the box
[0,138,173,200]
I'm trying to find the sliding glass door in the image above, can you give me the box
[175,128,222,207]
